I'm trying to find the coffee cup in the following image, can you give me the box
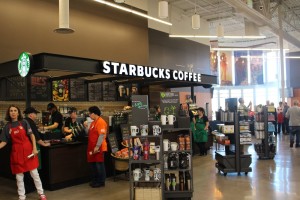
[153,168,161,181]
[154,145,160,160]
[130,126,139,136]
[118,85,125,97]
[152,125,161,136]
[168,115,176,125]
[163,139,170,151]
[133,168,142,181]
[140,124,148,136]
[144,168,150,181]
[133,146,141,160]
[171,142,178,151]
[161,115,167,125]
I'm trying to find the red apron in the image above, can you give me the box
[87,118,105,163]
[9,122,39,174]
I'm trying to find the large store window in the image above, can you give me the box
[243,89,253,107]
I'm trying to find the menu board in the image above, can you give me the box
[160,92,180,117]
[70,79,86,101]
[6,76,25,100]
[132,95,149,127]
[52,79,69,102]
[31,76,50,101]
[88,82,102,101]
[103,81,116,101]
[107,133,119,153]
[120,124,130,140]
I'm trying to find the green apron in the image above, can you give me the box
[194,117,208,143]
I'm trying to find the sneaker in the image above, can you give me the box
[39,194,47,200]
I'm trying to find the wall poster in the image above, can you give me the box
[210,50,218,76]
[234,51,248,86]
[52,79,69,101]
[250,51,264,85]
[220,51,233,86]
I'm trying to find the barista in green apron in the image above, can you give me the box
[193,107,209,156]
[43,103,64,139]
[23,107,50,169]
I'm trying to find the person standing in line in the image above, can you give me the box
[86,106,108,187]
[193,107,209,156]
[283,102,290,135]
[0,105,47,200]
[43,103,63,139]
[277,102,284,134]
[285,100,300,148]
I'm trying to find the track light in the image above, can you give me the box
[54,0,74,34]
[192,14,200,29]
[158,1,168,18]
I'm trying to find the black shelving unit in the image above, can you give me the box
[255,106,276,159]
[162,128,193,200]
[215,112,252,176]
[129,133,163,200]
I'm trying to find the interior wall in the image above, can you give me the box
[286,52,300,88]
[0,0,148,65]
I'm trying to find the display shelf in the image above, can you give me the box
[130,135,162,139]
[164,191,193,198]
[164,169,191,172]
[163,150,191,154]
[129,159,162,164]
[133,180,161,183]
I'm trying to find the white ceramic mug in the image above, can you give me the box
[163,139,170,151]
[168,115,176,125]
[130,126,139,136]
[154,145,160,160]
[118,85,124,97]
[140,124,148,136]
[133,168,142,181]
[171,142,178,151]
[153,168,161,181]
[144,169,150,181]
[153,125,161,136]
[161,115,167,125]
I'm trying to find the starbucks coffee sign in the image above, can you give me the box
[18,52,32,77]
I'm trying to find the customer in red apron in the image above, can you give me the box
[0,105,47,200]
[87,106,108,188]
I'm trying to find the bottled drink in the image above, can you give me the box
[165,174,170,191]
[179,172,184,191]
[185,171,191,191]
[143,139,149,160]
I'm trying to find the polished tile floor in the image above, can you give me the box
[1,134,300,200]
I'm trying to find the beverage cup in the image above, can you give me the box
[163,139,170,151]
[153,168,161,181]
[133,146,141,160]
[161,115,167,125]
[154,145,160,160]
[140,124,148,136]
[118,85,124,97]
[130,126,139,136]
[171,142,178,151]
[144,169,150,181]
[133,169,142,181]
[153,125,161,136]
[168,115,176,125]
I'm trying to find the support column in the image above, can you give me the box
[278,4,285,101]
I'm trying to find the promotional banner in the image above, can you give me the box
[250,51,264,85]
[210,50,218,76]
[52,79,69,101]
[220,51,233,86]
[234,51,248,86]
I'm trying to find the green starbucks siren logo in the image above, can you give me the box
[18,52,31,77]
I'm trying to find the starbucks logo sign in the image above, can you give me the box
[18,52,32,77]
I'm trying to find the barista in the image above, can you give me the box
[154,105,161,121]
[63,107,85,141]
[43,103,63,139]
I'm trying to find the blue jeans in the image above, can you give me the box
[289,126,300,145]
[90,162,106,184]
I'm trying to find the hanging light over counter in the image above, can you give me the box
[54,0,74,34]
[158,1,168,19]
[192,14,200,29]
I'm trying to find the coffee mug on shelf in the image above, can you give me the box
[133,168,142,181]
[154,145,161,160]
[171,142,178,151]
[140,124,148,136]
[163,139,170,151]
[161,115,167,125]
[153,168,161,181]
[144,168,150,181]
[167,115,176,125]
[130,125,139,136]
[152,125,162,136]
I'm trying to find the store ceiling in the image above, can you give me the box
[164,0,300,51]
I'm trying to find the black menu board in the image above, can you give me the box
[70,79,86,101]
[6,76,25,100]
[103,81,116,101]
[31,76,50,101]
[120,124,130,140]
[107,133,119,153]
[132,95,149,127]
[88,82,102,101]
[160,92,180,117]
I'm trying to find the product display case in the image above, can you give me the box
[254,106,276,159]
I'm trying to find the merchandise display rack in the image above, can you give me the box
[129,133,163,200]
[162,128,193,200]
[254,106,276,159]
[215,112,252,176]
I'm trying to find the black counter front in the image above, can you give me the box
[40,142,90,191]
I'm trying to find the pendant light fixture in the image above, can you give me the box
[158,1,168,19]
[114,0,125,3]
[191,1,200,29]
[217,23,224,37]
[54,0,74,34]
